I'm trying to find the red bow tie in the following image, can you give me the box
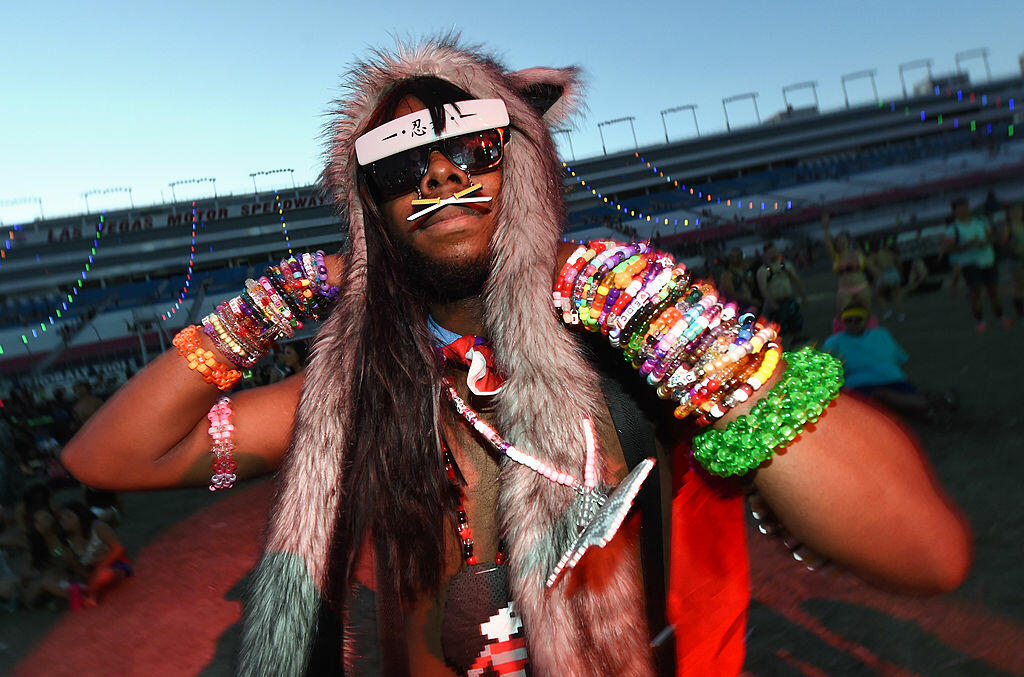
[440,335,506,396]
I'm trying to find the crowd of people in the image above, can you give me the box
[696,192,1022,423]
[0,339,311,615]
[1,379,129,612]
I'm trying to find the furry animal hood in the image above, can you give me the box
[239,37,652,676]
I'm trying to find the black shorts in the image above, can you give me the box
[766,297,803,335]
[961,264,997,286]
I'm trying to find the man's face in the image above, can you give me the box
[729,248,743,266]
[375,95,502,302]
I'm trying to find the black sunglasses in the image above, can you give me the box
[364,127,506,200]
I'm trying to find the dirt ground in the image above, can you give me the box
[2,262,1022,676]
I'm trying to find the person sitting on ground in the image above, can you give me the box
[58,501,131,606]
[21,504,77,609]
[823,305,956,423]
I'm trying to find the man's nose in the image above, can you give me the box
[420,150,469,195]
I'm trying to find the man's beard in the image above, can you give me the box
[394,240,491,304]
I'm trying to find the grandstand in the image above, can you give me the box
[2,69,1022,388]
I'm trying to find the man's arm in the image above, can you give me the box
[550,242,970,593]
[724,366,970,594]
[61,254,345,491]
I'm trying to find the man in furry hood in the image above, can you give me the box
[61,35,972,677]
[239,37,660,676]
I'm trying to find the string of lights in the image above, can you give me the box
[567,84,1015,223]
[886,87,1014,138]
[0,224,21,266]
[5,214,105,355]
[160,202,202,322]
[276,192,292,255]
[632,153,792,213]
[562,162,699,229]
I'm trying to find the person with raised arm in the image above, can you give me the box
[63,39,970,677]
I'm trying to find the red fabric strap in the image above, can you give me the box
[667,439,750,676]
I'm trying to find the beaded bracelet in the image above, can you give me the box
[556,240,783,432]
[692,347,843,478]
[206,396,237,491]
[201,250,339,367]
[172,325,242,391]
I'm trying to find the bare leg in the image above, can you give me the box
[983,282,1004,319]
[968,286,984,323]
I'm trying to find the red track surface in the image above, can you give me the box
[14,479,1024,676]
[13,482,271,677]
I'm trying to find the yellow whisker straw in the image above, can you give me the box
[410,183,482,206]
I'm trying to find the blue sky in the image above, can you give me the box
[2,0,1021,220]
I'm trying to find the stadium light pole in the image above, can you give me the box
[83,186,134,214]
[898,59,933,99]
[841,69,878,108]
[597,117,638,155]
[782,81,819,111]
[955,48,991,82]
[0,196,44,221]
[722,93,760,132]
[249,169,297,197]
[660,105,699,143]
[553,128,575,160]
[168,178,216,206]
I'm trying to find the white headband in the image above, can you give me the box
[354,98,510,166]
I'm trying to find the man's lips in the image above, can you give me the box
[410,202,490,232]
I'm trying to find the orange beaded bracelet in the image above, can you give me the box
[172,325,242,391]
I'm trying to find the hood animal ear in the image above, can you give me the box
[507,66,585,126]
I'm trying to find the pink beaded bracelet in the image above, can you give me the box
[206,396,237,491]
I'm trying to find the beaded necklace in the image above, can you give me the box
[443,444,505,567]
[442,376,597,489]
[441,376,654,587]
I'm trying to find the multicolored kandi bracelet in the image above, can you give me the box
[173,325,242,391]
[200,250,340,367]
[692,347,843,477]
[206,396,237,491]
[556,240,783,434]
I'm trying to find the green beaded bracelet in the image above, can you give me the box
[692,347,844,478]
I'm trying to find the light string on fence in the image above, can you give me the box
[161,201,201,321]
[885,88,1014,138]
[0,225,20,267]
[276,192,292,255]
[562,162,699,229]
[633,152,793,214]
[567,84,1016,221]
[6,214,104,354]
